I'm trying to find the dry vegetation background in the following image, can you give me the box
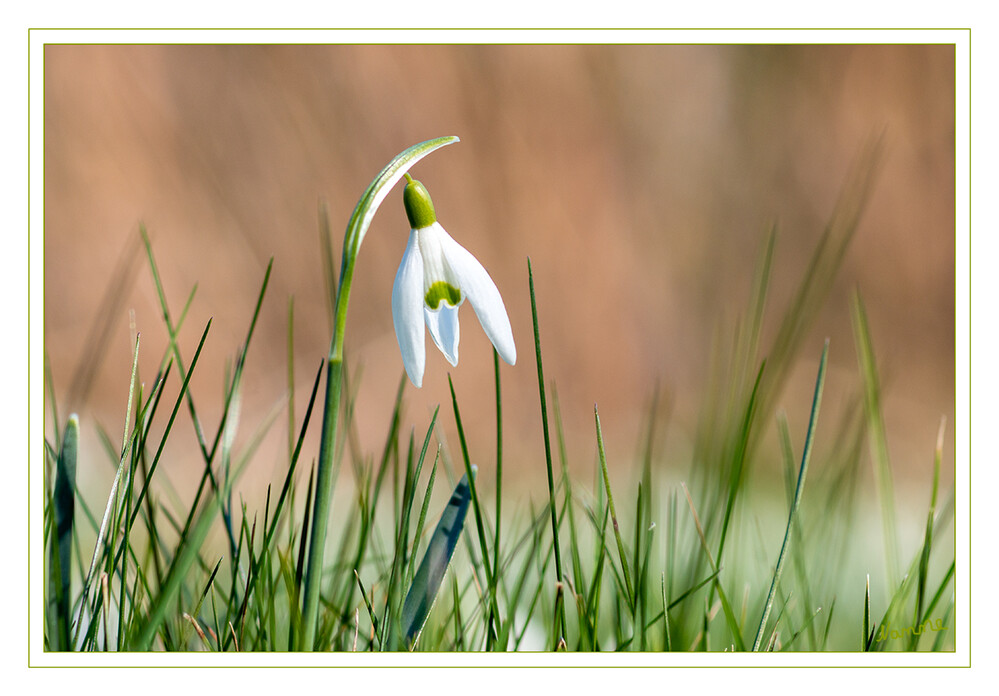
[44,44,955,515]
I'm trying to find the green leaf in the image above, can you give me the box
[400,468,475,647]
[52,414,79,651]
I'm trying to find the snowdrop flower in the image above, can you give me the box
[392,174,516,387]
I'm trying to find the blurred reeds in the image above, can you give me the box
[43,45,955,493]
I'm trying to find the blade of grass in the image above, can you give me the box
[864,574,873,651]
[552,582,566,651]
[931,598,954,651]
[553,386,590,648]
[76,333,141,645]
[852,292,900,588]
[186,557,223,645]
[318,199,338,331]
[776,409,818,649]
[594,406,634,612]
[451,572,464,650]
[912,415,946,646]
[44,353,62,453]
[716,360,766,569]
[922,560,955,626]
[294,464,317,610]
[780,607,823,652]
[680,482,746,651]
[447,375,499,647]
[820,597,837,651]
[381,406,440,649]
[407,450,440,587]
[661,573,673,651]
[287,296,296,462]
[116,410,142,652]
[528,257,568,643]
[67,230,143,411]
[492,347,504,645]
[354,570,380,648]
[752,340,828,651]
[634,481,645,648]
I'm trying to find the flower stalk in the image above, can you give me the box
[299,136,459,651]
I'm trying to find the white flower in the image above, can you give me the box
[392,175,516,387]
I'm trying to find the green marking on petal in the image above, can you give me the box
[425,281,462,310]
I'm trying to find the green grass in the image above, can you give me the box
[42,139,955,653]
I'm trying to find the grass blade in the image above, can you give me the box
[528,257,567,642]
[287,296,296,462]
[752,340,828,651]
[447,375,499,646]
[67,231,143,411]
[864,574,873,651]
[661,573,672,651]
[318,199,338,331]
[492,347,504,643]
[77,333,141,641]
[852,292,900,588]
[407,452,440,587]
[913,415,946,644]
[680,482,746,651]
[381,406,440,649]
[594,406,634,612]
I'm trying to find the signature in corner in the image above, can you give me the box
[876,617,948,643]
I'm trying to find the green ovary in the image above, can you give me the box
[425,281,462,309]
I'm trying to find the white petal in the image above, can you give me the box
[392,230,426,387]
[435,223,516,366]
[425,302,460,366]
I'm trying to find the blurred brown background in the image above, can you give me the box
[44,44,955,509]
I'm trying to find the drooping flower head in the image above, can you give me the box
[392,174,516,387]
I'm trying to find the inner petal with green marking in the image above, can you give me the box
[425,281,462,310]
